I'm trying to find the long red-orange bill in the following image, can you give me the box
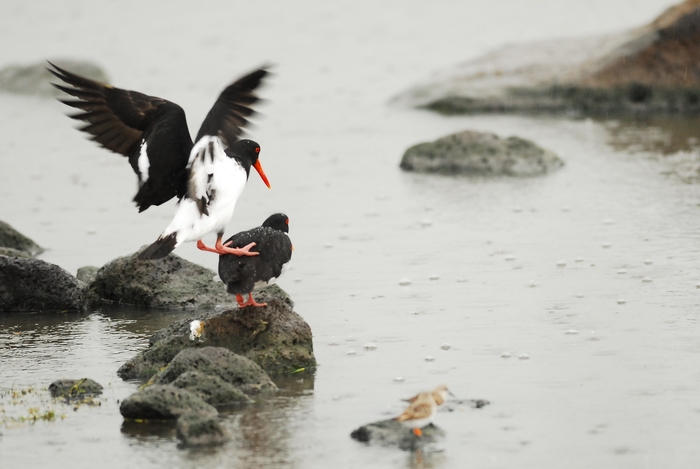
[253,161,271,188]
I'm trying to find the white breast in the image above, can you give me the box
[160,136,247,245]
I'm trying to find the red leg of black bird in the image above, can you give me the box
[197,237,258,256]
[237,293,267,308]
[235,294,246,307]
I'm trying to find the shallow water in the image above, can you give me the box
[2,0,700,468]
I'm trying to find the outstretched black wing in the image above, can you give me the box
[48,61,193,211]
[195,67,269,146]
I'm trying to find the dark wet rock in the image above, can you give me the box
[171,371,251,405]
[0,60,108,97]
[394,1,700,115]
[351,419,445,451]
[176,413,231,447]
[0,256,100,312]
[117,284,315,380]
[151,347,277,395]
[119,384,217,420]
[0,221,43,256]
[401,130,562,177]
[76,266,99,285]
[48,378,103,397]
[91,248,234,309]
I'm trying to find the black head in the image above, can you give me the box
[227,139,270,188]
[262,213,289,233]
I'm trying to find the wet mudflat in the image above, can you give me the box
[2,1,700,468]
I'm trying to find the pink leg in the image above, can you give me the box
[237,292,267,308]
[235,294,246,307]
[197,236,258,256]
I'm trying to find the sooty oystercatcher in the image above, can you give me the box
[218,213,292,307]
[395,385,450,437]
[48,62,271,259]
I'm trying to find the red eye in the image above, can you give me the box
[255,147,260,153]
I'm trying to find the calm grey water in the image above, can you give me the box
[2,1,699,468]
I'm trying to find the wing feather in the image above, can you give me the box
[195,66,270,146]
[48,61,178,158]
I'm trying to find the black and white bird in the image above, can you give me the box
[218,213,292,308]
[49,62,271,258]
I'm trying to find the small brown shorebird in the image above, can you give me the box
[395,384,450,437]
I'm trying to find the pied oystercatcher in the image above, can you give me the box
[48,62,271,258]
[218,213,292,307]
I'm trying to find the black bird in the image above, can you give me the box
[218,213,292,307]
[49,62,271,258]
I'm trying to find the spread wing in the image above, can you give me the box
[194,66,269,146]
[49,62,194,211]
[48,61,174,157]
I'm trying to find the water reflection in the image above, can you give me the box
[225,374,315,468]
[121,419,177,440]
[116,373,316,468]
[602,115,700,156]
[406,449,446,469]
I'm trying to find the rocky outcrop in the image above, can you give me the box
[400,130,563,177]
[48,378,103,398]
[117,285,315,379]
[170,371,251,405]
[90,249,234,309]
[393,0,700,115]
[151,347,277,395]
[0,60,108,97]
[119,385,217,420]
[0,221,43,257]
[0,256,100,312]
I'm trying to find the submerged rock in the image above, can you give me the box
[48,378,103,397]
[119,385,217,420]
[170,371,252,405]
[351,419,445,451]
[400,130,563,177]
[393,0,700,115]
[0,256,100,312]
[0,60,108,97]
[176,413,231,447]
[117,284,315,379]
[0,221,43,257]
[151,347,277,395]
[90,249,234,309]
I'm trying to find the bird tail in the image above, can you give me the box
[138,233,178,260]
